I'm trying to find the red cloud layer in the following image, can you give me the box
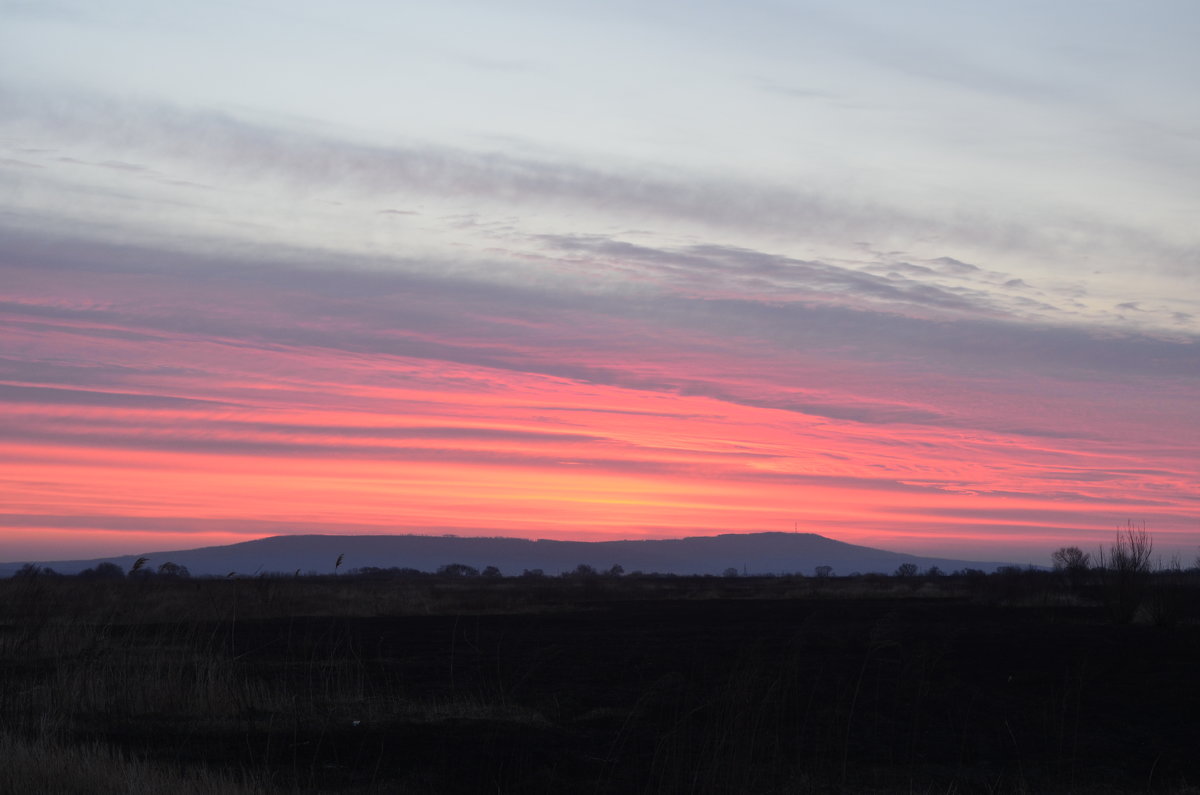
[1,253,1196,564]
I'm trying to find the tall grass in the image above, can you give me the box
[2,567,1198,792]
[0,730,271,795]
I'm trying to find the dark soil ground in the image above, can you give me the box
[2,575,1198,793]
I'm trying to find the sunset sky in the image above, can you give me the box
[2,1,1197,564]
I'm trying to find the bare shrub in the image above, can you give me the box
[1095,521,1154,624]
[1051,546,1091,572]
[1051,545,1091,591]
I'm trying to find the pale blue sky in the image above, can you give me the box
[3,1,1197,330]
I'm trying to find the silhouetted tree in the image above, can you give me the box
[570,563,598,578]
[520,568,545,578]
[156,561,190,578]
[79,562,125,580]
[1051,545,1091,590]
[1051,546,1091,572]
[13,563,42,579]
[1096,521,1154,623]
[814,565,833,578]
[606,564,625,577]
[722,567,739,578]
[437,563,479,577]
[924,566,943,578]
[894,563,919,578]
[481,565,502,578]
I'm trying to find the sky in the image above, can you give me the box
[1,0,1197,565]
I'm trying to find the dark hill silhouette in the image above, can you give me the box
[1,532,1031,577]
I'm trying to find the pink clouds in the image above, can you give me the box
[1,230,1197,563]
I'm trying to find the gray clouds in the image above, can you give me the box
[3,84,1197,319]
[3,226,1196,450]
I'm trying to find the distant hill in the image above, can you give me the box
[0,532,1031,578]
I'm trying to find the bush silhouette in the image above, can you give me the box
[79,562,126,581]
[437,563,480,577]
[156,562,190,579]
[1051,545,1091,590]
[1096,521,1153,623]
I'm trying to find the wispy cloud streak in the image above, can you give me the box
[2,225,1196,561]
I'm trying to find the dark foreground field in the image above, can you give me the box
[2,573,1198,793]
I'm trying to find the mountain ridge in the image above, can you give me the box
[0,532,1035,577]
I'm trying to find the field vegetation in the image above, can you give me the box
[2,536,1199,793]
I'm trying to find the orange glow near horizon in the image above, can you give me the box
[2,258,1197,565]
